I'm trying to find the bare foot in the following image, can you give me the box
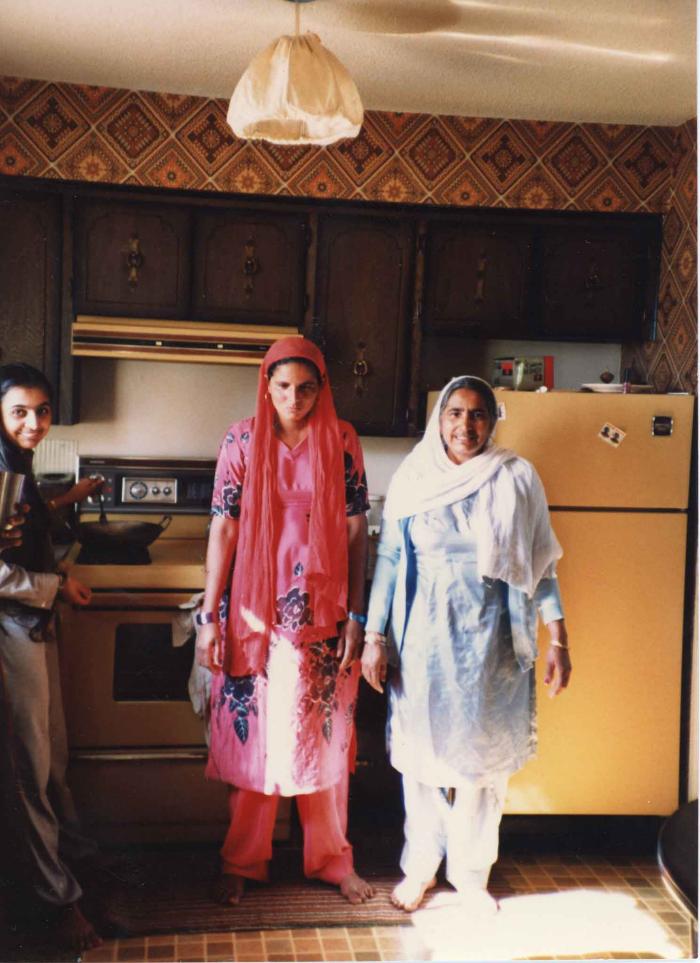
[212,873,245,905]
[53,902,102,954]
[339,871,375,904]
[390,875,437,911]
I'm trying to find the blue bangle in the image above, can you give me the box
[348,611,367,625]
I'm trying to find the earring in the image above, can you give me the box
[264,391,269,401]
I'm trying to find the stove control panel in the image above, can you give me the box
[123,477,178,505]
[78,456,215,515]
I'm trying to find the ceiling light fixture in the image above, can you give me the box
[227,0,363,146]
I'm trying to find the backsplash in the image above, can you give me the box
[0,75,695,392]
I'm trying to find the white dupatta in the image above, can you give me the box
[383,377,562,598]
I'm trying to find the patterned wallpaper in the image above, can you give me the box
[622,119,697,393]
[0,75,695,391]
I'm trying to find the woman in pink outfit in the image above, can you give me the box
[196,337,373,906]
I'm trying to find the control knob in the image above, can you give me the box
[129,480,148,500]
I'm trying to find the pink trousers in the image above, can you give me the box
[220,770,354,885]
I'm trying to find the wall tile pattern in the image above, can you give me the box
[622,119,698,393]
[0,76,695,391]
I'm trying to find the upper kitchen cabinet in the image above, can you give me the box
[534,216,661,341]
[192,209,307,325]
[0,187,61,389]
[313,214,414,436]
[74,200,192,318]
[423,220,533,338]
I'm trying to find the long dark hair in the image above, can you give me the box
[0,363,54,573]
[267,355,322,383]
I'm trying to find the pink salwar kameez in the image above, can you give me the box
[206,416,369,881]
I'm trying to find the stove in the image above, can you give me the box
[61,455,231,844]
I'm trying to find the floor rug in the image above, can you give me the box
[103,846,444,936]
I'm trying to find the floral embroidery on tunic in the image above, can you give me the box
[217,674,258,744]
[212,481,242,519]
[275,586,312,631]
[344,450,369,516]
[300,639,345,744]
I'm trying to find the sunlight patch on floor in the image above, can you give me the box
[409,887,684,960]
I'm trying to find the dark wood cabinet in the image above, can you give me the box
[535,219,659,341]
[75,201,191,318]
[423,221,533,337]
[0,188,62,396]
[192,209,307,324]
[312,215,414,435]
[0,173,663,433]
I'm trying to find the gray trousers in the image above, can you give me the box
[0,613,95,906]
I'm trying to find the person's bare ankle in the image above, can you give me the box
[339,871,375,904]
[53,902,102,954]
[212,873,246,905]
[390,875,437,912]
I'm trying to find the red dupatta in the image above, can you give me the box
[226,336,348,675]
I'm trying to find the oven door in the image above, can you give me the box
[59,591,205,748]
[59,590,292,844]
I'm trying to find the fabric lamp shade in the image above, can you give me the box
[227,31,363,146]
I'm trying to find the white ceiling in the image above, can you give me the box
[0,0,696,127]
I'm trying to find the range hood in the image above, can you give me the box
[72,315,299,365]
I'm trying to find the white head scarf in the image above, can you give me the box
[383,376,562,597]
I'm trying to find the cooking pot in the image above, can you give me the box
[73,514,172,550]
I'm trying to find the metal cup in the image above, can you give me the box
[0,471,26,528]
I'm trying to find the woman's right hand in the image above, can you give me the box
[59,575,92,606]
[361,633,388,693]
[1,507,27,551]
[196,621,223,672]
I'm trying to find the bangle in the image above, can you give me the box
[549,639,569,649]
[56,572,67,589]
[195,611,216,626]
[348,611,367,625]
[365,633,387,646]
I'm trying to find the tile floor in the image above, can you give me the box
[81,855,692,962]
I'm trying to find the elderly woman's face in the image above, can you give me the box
[439,388,493,464]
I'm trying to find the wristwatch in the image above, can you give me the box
[195,610,216,626]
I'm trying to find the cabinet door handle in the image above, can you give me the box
[242,236,260,298]
[352,341,369,397]
[124,235,144,288]
[474,251,488,303]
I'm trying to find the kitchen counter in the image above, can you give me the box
[67,537,207,591]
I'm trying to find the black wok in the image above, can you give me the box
[73,514,172,550]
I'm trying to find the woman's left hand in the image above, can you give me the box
[65,476,103,505]
[336,618,364,671]
[544,644,572,696]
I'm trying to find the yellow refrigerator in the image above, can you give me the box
[490,391,694,816]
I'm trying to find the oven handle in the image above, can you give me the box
[70,748,208,763]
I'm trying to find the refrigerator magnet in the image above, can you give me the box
[598,422,626,447]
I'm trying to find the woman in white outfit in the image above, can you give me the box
[362,376,572,912]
